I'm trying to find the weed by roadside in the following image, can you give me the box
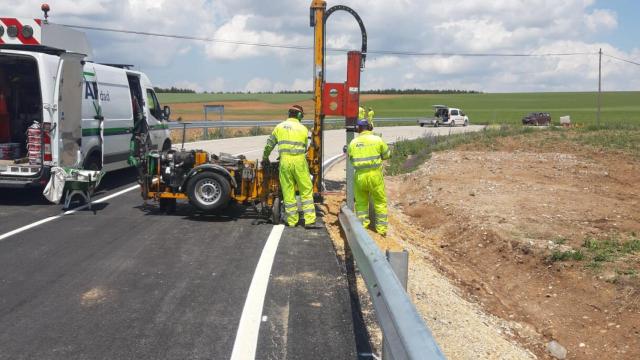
[385,125,535,175]
[546,234,640,274]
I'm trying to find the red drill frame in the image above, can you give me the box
[322,51,362,131]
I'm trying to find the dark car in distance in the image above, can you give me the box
[522,112,551,126]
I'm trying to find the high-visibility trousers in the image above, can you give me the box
[279,155,316,226]
[354,168,388,235]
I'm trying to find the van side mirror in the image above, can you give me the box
[163,106,171,121]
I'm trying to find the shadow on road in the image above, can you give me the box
[0,168,138,207]
[135,201,276,224]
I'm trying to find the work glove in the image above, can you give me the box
[261,158,270,168]
[342,145,348,154]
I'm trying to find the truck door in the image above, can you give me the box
[144,87,163,149]
[55,53,85,168]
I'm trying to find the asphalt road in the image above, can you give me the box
[0,124,483,359]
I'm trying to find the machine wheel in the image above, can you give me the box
[271,197,283,225]
[187,172,231,212]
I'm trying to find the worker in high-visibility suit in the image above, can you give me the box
[367,107,375,128]
[347,119,391,235]
[358,105,366,120]
[263,105,316,228]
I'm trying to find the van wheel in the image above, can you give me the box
[434,122,439,128]
[449,120,455,127]
[419,123,425,127]
[463,120,468,127]
[83,153,102,171]
[187,172,231,212]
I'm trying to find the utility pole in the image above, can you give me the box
[597,48,602,127]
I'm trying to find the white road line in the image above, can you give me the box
[0,184,139,242]
[230,224,285,360]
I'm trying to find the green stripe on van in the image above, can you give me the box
[82,127,132,137]
[83,71,96,77]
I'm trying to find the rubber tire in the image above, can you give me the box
[187,172,231,212]
[449,120,455,127]
[463,120,468,127]
[272,197,283,225]
[419,123,424,127]
[83,153,102,171]
[434,122,439,128]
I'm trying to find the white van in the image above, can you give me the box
[0,19,171,188]
[418,105,469,127]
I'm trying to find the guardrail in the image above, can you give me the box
[168,117,420,130]
[339,205,446,360]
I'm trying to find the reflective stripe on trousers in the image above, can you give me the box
[279,155,316,226]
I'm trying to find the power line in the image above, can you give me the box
[363,50,595,57]
[602,53,640,66]
[54,23,313,51]
[57,22,597,59]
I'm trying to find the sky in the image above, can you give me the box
[2,0,640,93]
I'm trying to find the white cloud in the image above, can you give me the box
[367,56,400,69]
[1,0,636,92]
[245,77,272,92]
[207,78,226,92]
[584,9,617,32]
[204,14,306,60]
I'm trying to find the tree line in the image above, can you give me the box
[159,88,481,94]
[153,87,196,94]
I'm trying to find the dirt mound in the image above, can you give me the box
[390,138,640,359]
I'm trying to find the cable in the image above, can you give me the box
[54,23,313,51]
[55,22,597,58]
[602,53,640,66]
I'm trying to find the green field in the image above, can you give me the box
[158,91,640,126]
[157,93,312,104]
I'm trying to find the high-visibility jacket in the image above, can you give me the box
[347,130,391,234]
[264,117,308,158]
[367,109,375,127]
[348,130,390,171]
[263,117,316,226]
[358,106,365,120]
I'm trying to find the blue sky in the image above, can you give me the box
[3,0,640,92]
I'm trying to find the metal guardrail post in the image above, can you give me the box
[346,131,355,210]
[383,250,409,360]
[338,205,446,360]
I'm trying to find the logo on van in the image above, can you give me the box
[84,81,111,102]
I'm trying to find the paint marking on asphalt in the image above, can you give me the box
[230,224,285,360]
[0,184,139,242]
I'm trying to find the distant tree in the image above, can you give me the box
[153,86,196,94]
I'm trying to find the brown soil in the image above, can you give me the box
[322,163,535,359]
[389,134,640,359]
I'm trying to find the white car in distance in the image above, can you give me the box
[418,105,469,127]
